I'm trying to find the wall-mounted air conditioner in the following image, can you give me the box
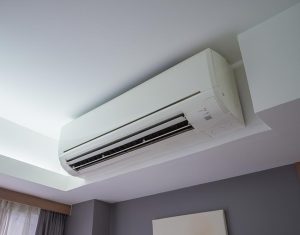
[59,49,244,176]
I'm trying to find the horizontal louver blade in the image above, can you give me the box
[67,114,193,171]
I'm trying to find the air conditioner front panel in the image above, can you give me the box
[60,90,214,162]
[60,89,243,175]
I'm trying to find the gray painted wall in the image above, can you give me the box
[110,165,300,235]
[65,200,111,235]
[65,200,94,235]
[92,200,111,235]
[64,165,300,235]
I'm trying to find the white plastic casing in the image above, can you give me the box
[59,49,244,176]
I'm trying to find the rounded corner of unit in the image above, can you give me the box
[59,157,76,176]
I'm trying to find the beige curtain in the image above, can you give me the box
[0,200,40,235]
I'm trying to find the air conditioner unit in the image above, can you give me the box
[59,49,244,176]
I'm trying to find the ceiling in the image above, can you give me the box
[0,0,300,204]
[0,0,299,139]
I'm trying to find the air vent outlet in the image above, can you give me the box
[67,114,193,171]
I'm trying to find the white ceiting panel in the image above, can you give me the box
[239,2,300,113]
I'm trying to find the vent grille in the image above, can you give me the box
[67,114,193,172]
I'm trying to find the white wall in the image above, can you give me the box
[0,116,63,173]
[238,3,300,113]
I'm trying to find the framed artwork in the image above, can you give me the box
[152,210,228,235]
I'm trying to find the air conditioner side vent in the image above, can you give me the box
[68,114,193,172]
